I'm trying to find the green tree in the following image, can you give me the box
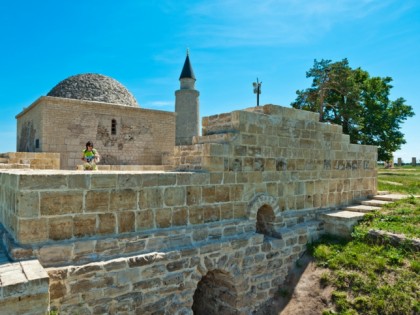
[291,59,415,161]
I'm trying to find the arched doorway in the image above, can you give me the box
[192,270,238,315]
[256,204,276,237]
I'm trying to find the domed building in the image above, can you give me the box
[47,73,140,108]
[15,54,199,169]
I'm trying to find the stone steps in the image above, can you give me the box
[361,199,393,207]
[321,193,413,238]
[320,211,366,238]
[373,193,409,202]
[343,204,382,213]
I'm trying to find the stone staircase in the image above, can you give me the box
[321,192,410,238]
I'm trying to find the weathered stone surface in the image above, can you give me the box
[172,207,188,226]
[136,209,154,230]
[85,190,109,212]
[118,211,135,233]
[0,103,379,314]
[164,186,186,206]
[49,216,73,240]
[98,213,116,234]
[73,214,97,237]
[139,188,163,209]
[155,208,172,228]
[18,218,48,243]
[110,189,136,211]
[15,191,39,218]
[40,191,83,215]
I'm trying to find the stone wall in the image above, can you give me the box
[16,100,43,152]
[174,105,377,209]
[46,232,307,314]
[0,104,378,314]
[3,152,60,169]
[16,96,176,169]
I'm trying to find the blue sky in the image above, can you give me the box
[0,0,419,161]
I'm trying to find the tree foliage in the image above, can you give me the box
[291,59,414,161]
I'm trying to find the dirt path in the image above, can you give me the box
[257,253,334,315]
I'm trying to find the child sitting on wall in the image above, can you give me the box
[81,141,100,170]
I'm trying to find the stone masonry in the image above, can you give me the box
[0,104,377,314]
[16,96,175,170]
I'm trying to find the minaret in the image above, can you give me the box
[175,50,200,145]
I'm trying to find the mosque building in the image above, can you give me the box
[15,52,199,169]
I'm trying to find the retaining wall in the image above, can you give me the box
[0,104,378,314]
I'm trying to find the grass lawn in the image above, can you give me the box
[310,166,420,315]
[377,166,420,195]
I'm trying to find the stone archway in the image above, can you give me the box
[192,270,238,315]
[248,194,282,238]
[256,204,276,236]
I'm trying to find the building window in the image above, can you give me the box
[35,139,40,149]
[111,119,117,135]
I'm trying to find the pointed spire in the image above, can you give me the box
[179,49,196,80]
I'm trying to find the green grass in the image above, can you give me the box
[377,166,420,195]
[310,235,419,315]
[310,167,420,314]
[360,197,420,238]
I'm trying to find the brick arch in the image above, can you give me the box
[192,269,239,314]
[248,194,282,238]
[247,194,280,220]
[190,253,248,314]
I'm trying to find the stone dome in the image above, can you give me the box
[47,73,139,107]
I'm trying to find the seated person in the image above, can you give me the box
[81,141,100,170]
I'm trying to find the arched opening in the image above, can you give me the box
[256,204,276,237]
[111,119,117,135]
[192,270,238,315]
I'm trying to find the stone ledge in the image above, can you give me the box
[320,210,366,238]
[367,229,420,251]
[343,204,381,213]
[0,259,49,314]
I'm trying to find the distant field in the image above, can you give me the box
[377,166,420,195]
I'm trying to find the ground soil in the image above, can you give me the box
[256,252,334,315]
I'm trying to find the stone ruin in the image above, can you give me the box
[0,104,377,314]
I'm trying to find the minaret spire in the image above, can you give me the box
[179,50,196,80]
[175,50,200,145]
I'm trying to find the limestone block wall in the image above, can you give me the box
[0,171,282,247]
[5,152,60,169]
[16,100,43,152]
[0,169,322,314]
[16,96,176,169]
[0,104,378,314]
[174,104,378,210]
